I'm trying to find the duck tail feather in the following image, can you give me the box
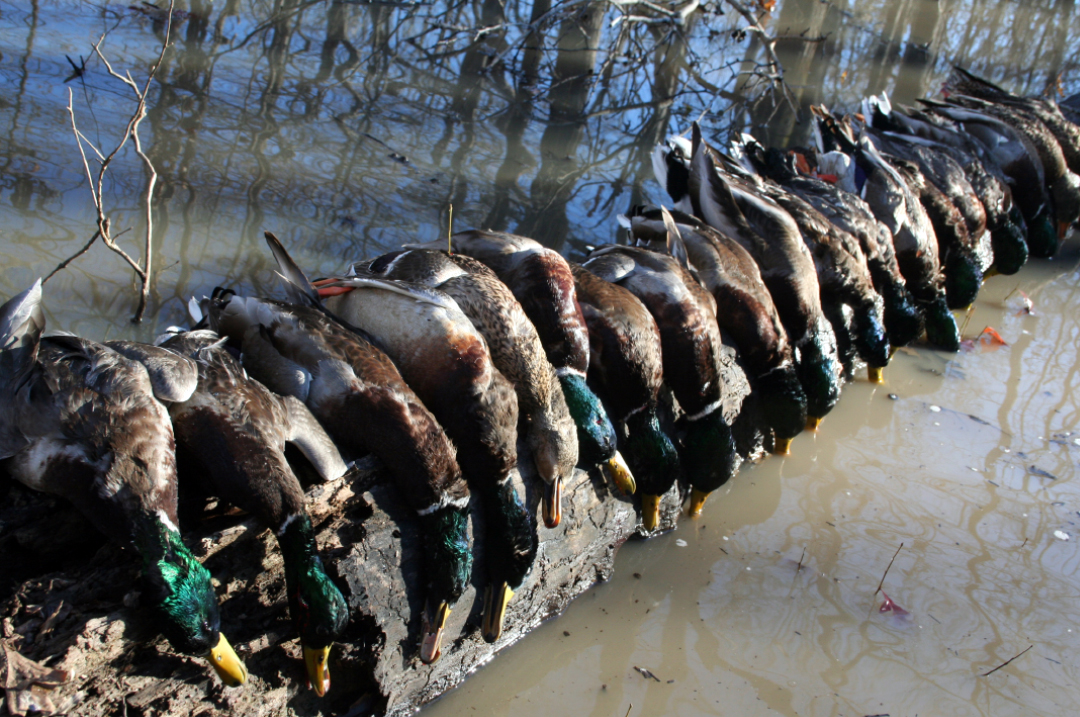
[0,279,45,385]
[264,231,320,306]
[661,207,691,272]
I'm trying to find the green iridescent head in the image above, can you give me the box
[990,208,1028,275]
[1026,208,1058,259]
[852,309,890,370]
[755,365,807,441]
[418,505,473,606]
[559,373,617,465]
[795,331,842,420]
[680,412,737,495]
[623,409,680,497]
[943,252,982,310]
[480,480,537,591]
[880,281,923,349]
[921,296,960,352]
[136,516,222,656]
[280,515,348,651]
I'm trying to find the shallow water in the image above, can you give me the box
[2,0,1080,715]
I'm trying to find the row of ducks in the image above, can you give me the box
[1,66,1076,698]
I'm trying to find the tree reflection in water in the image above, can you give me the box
[0,0,1078,336]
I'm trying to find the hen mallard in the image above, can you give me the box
[0,282,247,687]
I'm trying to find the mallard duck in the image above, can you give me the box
[726,138,891,380]
[942,93,1080,247]
[622,207,807,454]
[208,243,475,666]
[919,98,1066,257]
[143,329,350,696]
[0,282,247,687]
[568,261,680,527]
[812,109,961,352]
[351,249,581,523]
[686,123,843,427]
[738,142,924,351]
[945,67,1080,177]
[860,95,1029,276]
[414,230,631,493]
[348,248,576,641]
[583,238,740,524]
[860,114,991,309]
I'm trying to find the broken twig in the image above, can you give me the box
[873,543,903,598]
[981,645,1033,677]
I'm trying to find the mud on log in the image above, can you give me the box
[0,348,756,717]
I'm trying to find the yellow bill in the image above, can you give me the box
[208,633,248,687]
[481,582,514,644]
[601,451,636,495]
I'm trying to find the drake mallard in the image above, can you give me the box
[738,141,924,351]
[918,98,1065,257]
[583,237,740,524]
[146,329,350,696]
[940,93,1080,252]
[622,206,807,454]
[348,247,577,641]
[860,95,1029,276]
[351,248,581,525]
[812,109,961,352]
[209,239,475,666]
[727,137,891,380]
[419,230,631,494]
[569,262,679,521]
[0,281,247,687]
[686,123,843,428]
[860,115,991,308]
[945,67,1080,177]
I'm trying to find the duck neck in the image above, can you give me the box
[278,513,348,649]
[417,505,473,608]
[477,479,537,591]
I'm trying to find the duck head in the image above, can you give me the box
[1026,206,1059,259]
[480,479,538,644]
[921,296,961,352]
[989,206,1029,275]
[852,309,891,382]
[679,412,737,517]
[623,409,680,531]
[416,505,472,663]
[878,281,924,350]
[755,365,808,454]
[1051,171,1080,242]
[794,322,843,427]
[559,372,622,480]
[280,514,348,696]
[137,515,247,687]
[943,250,983,310]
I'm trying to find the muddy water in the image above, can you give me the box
[3,0,1080,715]
[422,250,1080,717]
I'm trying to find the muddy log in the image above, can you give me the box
[0,348,756,717]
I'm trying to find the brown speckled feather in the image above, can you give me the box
[1,334,180,543]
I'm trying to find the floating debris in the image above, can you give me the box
[879,590,908,616]
[675,539,688,547]
[1029,466,1058,481]
[633,666,662,682]
[1054,530,1070,541]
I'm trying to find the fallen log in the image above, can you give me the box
[0,346,757,717]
